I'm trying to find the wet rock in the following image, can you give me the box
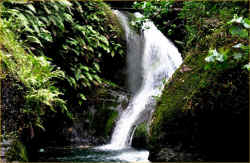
[0,139,13,162]
[149,147,204,162]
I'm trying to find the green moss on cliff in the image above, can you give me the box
[149,2,249,161]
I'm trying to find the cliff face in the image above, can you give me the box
[138,1,249,161]
[148,47,249,162]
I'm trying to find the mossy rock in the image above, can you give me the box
[148,49,248,161]
[6,139,28,162]
[91,87,128,138]
[132,122,149,149]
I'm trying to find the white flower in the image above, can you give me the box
[205,55,215,62]
[212,49,219,56]
[243,63,250,70]
[216,54,224,62]
[232,43,243,48]
[205,49,224,63]
[229,14,250,29]
[243,21,250,29]
[230,14,243,24]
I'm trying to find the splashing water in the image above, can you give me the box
[98,11,182,150]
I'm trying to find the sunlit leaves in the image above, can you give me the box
[0,18,69,133]
[26,35,43,47]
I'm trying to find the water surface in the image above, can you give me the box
[38,146,150,162]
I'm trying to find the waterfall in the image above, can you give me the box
[99,11,183,150]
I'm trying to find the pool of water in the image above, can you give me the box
[37,146,150,162]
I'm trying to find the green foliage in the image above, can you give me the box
[132,0,174,33]
[6,140,28,162]
[176,1,249,71]
[178,1,249,49]
[1,0,126,108]
[131,0,186,53]
[203,15,249,71]
[0,15,70,132]
[105,111,118,136]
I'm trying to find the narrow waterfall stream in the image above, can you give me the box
[99,11,183,150]
[37,11,182,162]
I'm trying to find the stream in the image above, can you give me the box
[37,147,149,162]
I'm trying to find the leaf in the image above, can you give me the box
[36,123,45,131]
[229,25,241,36]
[39,31,53,42]
[26,4,36,13]
[58,0,72,7]
[67,77,76,88]
[93,63,100,72]
[119,49,123,55]
[243,18,250,29]
[229,25,248,38]
[49,15,65,31]
[111,51,115,57]
[93,75,102,83]
[75,68,81,81]
[64,13,73,23]
[243,63,250,70]
[79,93,87,101]
[239,29,248,38]
[174,40,185,45]
[99,35,109,46]
[79,74,86,80]
[204,64,211,70]
[42,4,51,15]
[86,72,93,81]
[80,65,89,72]
[26,36,43,47]
[233,53,242,60]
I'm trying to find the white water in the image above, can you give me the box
[99,11,182,150]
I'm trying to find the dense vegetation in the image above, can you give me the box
[1,0,126,161]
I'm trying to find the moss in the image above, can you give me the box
[91,87,124,138]
[105,111,118,136]
[149,32,249,161]
[148,4,249,159]
[132,122,149,149]
[151,51,209,133]
[6,139,28,162]
[102,2,126,41]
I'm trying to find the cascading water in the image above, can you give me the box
[100,11,183,150]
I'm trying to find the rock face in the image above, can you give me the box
[1,75,25,136]
[1,139,12,162]
[148,51,249,161]
[60,87,130,146]
[1,76,129,161]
